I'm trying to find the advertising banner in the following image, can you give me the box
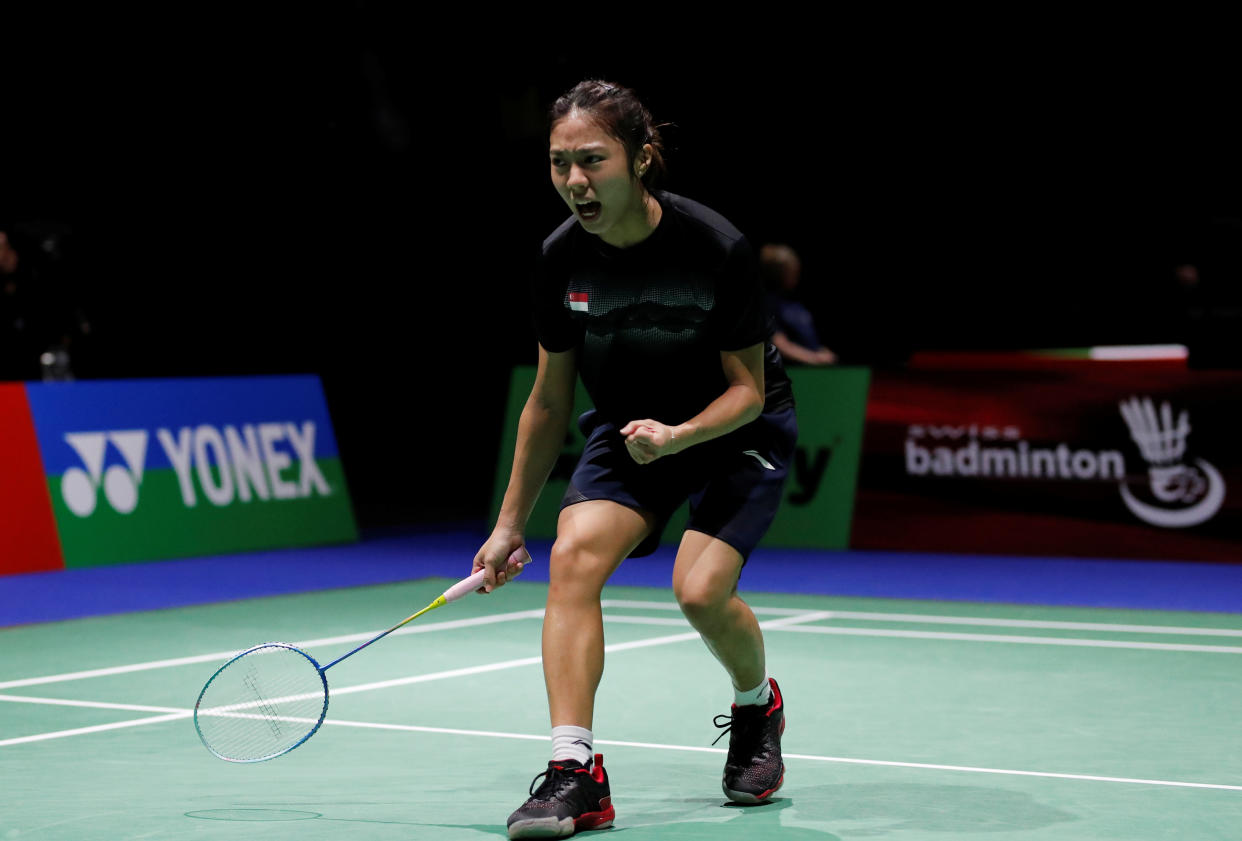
[24,376,357,567]
[0,384,63,575]
[491,366,870,550]
[851,360,1242,561]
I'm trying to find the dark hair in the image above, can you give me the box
[549,80,668,188]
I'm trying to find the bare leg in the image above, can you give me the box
[544,500,655,728]
[671,530,765,692]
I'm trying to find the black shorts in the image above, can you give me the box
[560,406,798,561]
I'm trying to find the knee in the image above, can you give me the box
[675,579,733,631]
[548,534,608,602]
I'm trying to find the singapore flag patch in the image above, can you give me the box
[569,292,589,312]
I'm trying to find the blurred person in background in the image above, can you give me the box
[0,225,91,381]
[0,229,42,380]
[1171,216,1242,368]
[759,243,836,366]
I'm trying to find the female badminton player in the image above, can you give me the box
[474,79,797,839]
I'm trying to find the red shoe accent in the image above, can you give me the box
[575,803,615,831]
[765,679,783,717]
[591,753,607,784]
[753,772,786,802]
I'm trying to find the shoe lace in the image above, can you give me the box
[527,763,585,798]
[712,705,766,748]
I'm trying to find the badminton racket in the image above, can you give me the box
[193,560,526,763]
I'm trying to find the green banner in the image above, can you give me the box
[491,367,870,549]
[25,376,358,567]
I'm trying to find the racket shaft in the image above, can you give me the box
[319,599,444,671]
[319,563,527,672]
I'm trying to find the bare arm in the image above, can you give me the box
[771,331,837,366]
[473,344,577,590]
[620,342,766,464]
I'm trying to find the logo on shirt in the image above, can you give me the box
[569,292,589,312]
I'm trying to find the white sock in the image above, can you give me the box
[734,674,772,707]
[551,725,594,766]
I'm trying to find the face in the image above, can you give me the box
[549,111,652,247]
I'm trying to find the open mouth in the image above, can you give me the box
[575,201,601,221]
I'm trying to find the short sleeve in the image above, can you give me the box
[531,245,582,353]
[711,237,770,351]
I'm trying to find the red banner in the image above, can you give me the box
[851,359,1242,561]
[0,384,63,574]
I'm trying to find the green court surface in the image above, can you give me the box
[2,579,1241,840]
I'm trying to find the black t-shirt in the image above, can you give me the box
[534,190,795,428]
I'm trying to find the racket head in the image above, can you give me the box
[194,642,329,763]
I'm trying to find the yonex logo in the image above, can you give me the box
[156,422,329,508]
[61,430,148,517]
[59,422,331,517]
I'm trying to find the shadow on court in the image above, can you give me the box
[608,796,841,838]
[233,784,1078,838]
[613,782,1077,837]
[787,783,1077,836]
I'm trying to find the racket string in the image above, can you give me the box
[195,644,328,762]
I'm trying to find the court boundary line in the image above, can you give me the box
[0,613,828,748]
[0,712,192,747]
[305,720,1242,791]
[0,608,546,691]
[8,599,1242,695]
[602,614,1242,654]
[5,697,1237,793]
[602,600,1242,637]
[4,607,1241,794]
[774,624,1242,653]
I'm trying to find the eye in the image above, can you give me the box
[584,155,604,164]
[550,157,567,168]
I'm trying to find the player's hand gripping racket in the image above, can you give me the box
[193,563,525,763]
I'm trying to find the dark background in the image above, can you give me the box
[4,10,1239,528]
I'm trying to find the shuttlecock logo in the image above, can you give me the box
[60,430,148,517]
[1117,397,1224,528]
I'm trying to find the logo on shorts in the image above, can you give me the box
[743,450,775,470]
[1117,396,1225,528]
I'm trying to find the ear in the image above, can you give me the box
[634,143,654,178]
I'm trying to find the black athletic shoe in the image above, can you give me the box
[712,678,786,803]
[506,753,615,839]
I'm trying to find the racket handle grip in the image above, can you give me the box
[443,554,533,603]
[442,570,487,603]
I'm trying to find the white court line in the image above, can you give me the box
[0,608,545,691]
[0,613,830,747]
[602,599,811,616]
[0,694,182,714]
[314,612,829,698]
[603,599,1242,637]
[602,614,1242,653]
[776,624,1242,654]
[302,721,1242,791]
[11,598,1237,694]
[817,611,1242,638]
[0,713,190,748]
[5,696,1237,793]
